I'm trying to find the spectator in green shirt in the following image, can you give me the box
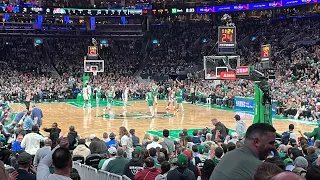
[105,148,129,175]
[301,122,320,141]
[212,147,223,166]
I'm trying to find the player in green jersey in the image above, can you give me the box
[152,83,158,105]
[175,86,184,112]
[105,86,115,111]
[95,86,102,105]
[146,87,155,117]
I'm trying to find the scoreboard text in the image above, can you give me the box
[261,44,271,60]
[88,46,98,56]
[218,26,236,54]
[218,27,236,47]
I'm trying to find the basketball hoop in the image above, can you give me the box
[92,70,97,76]
[91,66,98,77]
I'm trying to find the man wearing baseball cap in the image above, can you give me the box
[101,147,117,171]
[284,158,295,171]
[105,148,129,175]
[16,152,36,180]
[123,150,143,179]
[195,145,208,169]
[183,149,200,179]
[106,132,117,148]
[167,154,195,180]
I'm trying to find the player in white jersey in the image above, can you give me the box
[82,85,89,108]
[122,86,129,111]
[87,84,92,96]
[166,87,176,110]
[86,83,92,107]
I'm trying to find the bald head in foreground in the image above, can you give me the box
[271,172,305,180]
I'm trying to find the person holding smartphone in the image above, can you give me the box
[16,152,36,180]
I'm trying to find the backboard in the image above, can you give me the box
[203,55,240,80]
[84,60,104,73]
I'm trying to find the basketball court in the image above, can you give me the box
[9,100,317,139]
[5,35,314,140]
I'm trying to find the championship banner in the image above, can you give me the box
[234,96,276,114]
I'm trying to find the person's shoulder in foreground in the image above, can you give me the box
[37,138,73,180]
[271,171,306,180]
[210,123,276,180]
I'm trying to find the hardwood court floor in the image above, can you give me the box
[10,101,317,139]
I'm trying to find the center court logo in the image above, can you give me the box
[100,112,174,120]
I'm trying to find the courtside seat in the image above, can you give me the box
[73,155,85,164]
[85,154,102,169]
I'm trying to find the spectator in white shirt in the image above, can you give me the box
[234,115,246,139]
[102,132,110,142]
[147,136,162,150]
[73,139,91,159]
[21,125,46,155]
[119,126,134,159]
[224,132,239,145]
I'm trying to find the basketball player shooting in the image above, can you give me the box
[166,87,176,111]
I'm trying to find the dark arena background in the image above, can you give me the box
[0,0,320,180]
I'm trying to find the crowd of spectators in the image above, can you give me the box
[1,15,320,120]
[46,38,143,77]
[141,16,320,121]
[0,7,320,180]
[0,8,320,106]
[2,108,320,180]
[0,36,146,102]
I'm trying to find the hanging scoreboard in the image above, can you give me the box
[88,46,98,57]
[261,44,271,69]
[261,44,271,61]
[218,26,236,54]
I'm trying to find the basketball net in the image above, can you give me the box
[91,68,97,77]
